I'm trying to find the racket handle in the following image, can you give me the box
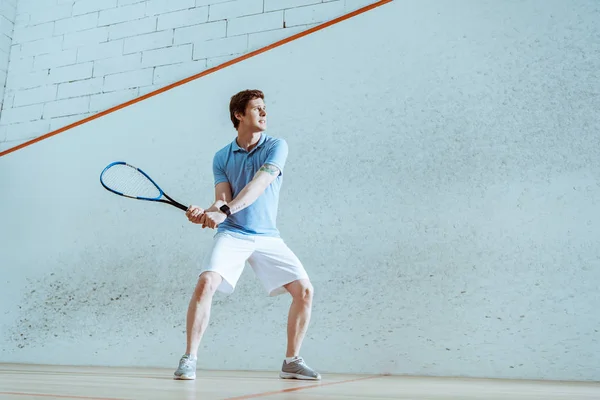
[173,202,189,211]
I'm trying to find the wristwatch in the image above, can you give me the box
[219,204,231,217]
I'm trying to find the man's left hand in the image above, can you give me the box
[201,211,227,229]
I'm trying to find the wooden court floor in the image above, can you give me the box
[0,364,599,400]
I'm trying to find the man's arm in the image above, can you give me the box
[206,182,233,211]
[200,163,280,228]
[228,163,279,214]
[186,183,232,225]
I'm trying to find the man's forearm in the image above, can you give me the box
[205,199,226,212]
[228,179,267,214]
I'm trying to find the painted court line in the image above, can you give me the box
[225,375,385,400]
[0,0,393,158]
[0,392,126,400]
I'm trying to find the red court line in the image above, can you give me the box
[225,375,385,400]
[0,0,393,158]
[0,392,126,400]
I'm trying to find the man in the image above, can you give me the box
[173,89,320,381]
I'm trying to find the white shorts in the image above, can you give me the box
[199,231,310,296]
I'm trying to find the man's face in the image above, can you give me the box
[237,98,267,132]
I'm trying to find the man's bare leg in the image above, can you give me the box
[280,279,321,380]
[174,271,222,380]
[284,279,313,356]
[186,271,222,357]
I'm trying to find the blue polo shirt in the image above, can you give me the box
[212,134,288,237]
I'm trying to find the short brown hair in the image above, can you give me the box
[229,89,264,129]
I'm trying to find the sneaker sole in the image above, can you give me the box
[173,374,196,380]
[279,372,321,380]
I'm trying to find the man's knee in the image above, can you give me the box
[195,271,222,298]
[287,279,314,303]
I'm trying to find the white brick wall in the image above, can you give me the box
[0,0,382,148]
[0,0,16,116]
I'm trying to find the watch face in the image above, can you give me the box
[220,205,231,215]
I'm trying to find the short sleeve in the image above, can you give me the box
[212,152,228,186]
[264,139,289,174]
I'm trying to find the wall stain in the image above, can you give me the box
[7,267,202,350]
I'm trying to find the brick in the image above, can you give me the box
[14,13,30,28]
[34,50,78,70]
[264,0,320,12]
[193,35,247,59]
[89,88,138,112]
[0,139,22,152]
[103,68,153,92]
[3,89,15,109]
[157,7,209,30]
[118,0,145,5]
[108,17,157,40]
[195,0,230,6]
[0,16,14,38]
[28,3,72,26]
[8,43,21,59]
[73,0,118,16]
[138,83,164,96]
[141,44,192,68]
[118,0,146,5]
[0,104,43,124]
[284,1,344,27]
[54,13,99,36]
[227,11,283,37]
[146,0,195,16]
[63,27,109,49]
[153,59,206,84]
[47,113,93,131]
[173,21,225,45]
[5,70,49,91]
[93,53,142,77]
[2,120,51,142]
[0,1,17,21]
[247,25,308,51]
[0,49,9,70]
[0,38,9,52]
[48,63,94,84]
[0,35,10,53]
[0,62,8,78]
[14,0,40,13]
[13,85,58,107]
[206,53,242,68]
[124,30,172,53]
[57,77,104,99]
[20,36,63,57]
[77,40,124,62]
[345,0,378,12]
[208,0,263,22]
[99,3,147,26]
[43,97,90,118]
[12,22,54,44]
[0,52,9,71]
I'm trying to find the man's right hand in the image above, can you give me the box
[186,205,205,224]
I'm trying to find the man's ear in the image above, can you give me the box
[235,111,244,122]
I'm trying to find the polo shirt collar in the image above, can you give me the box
[232,133,266,153]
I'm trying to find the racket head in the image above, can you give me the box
[100,161,163,201]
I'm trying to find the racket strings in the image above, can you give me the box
[102,164,161,199]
